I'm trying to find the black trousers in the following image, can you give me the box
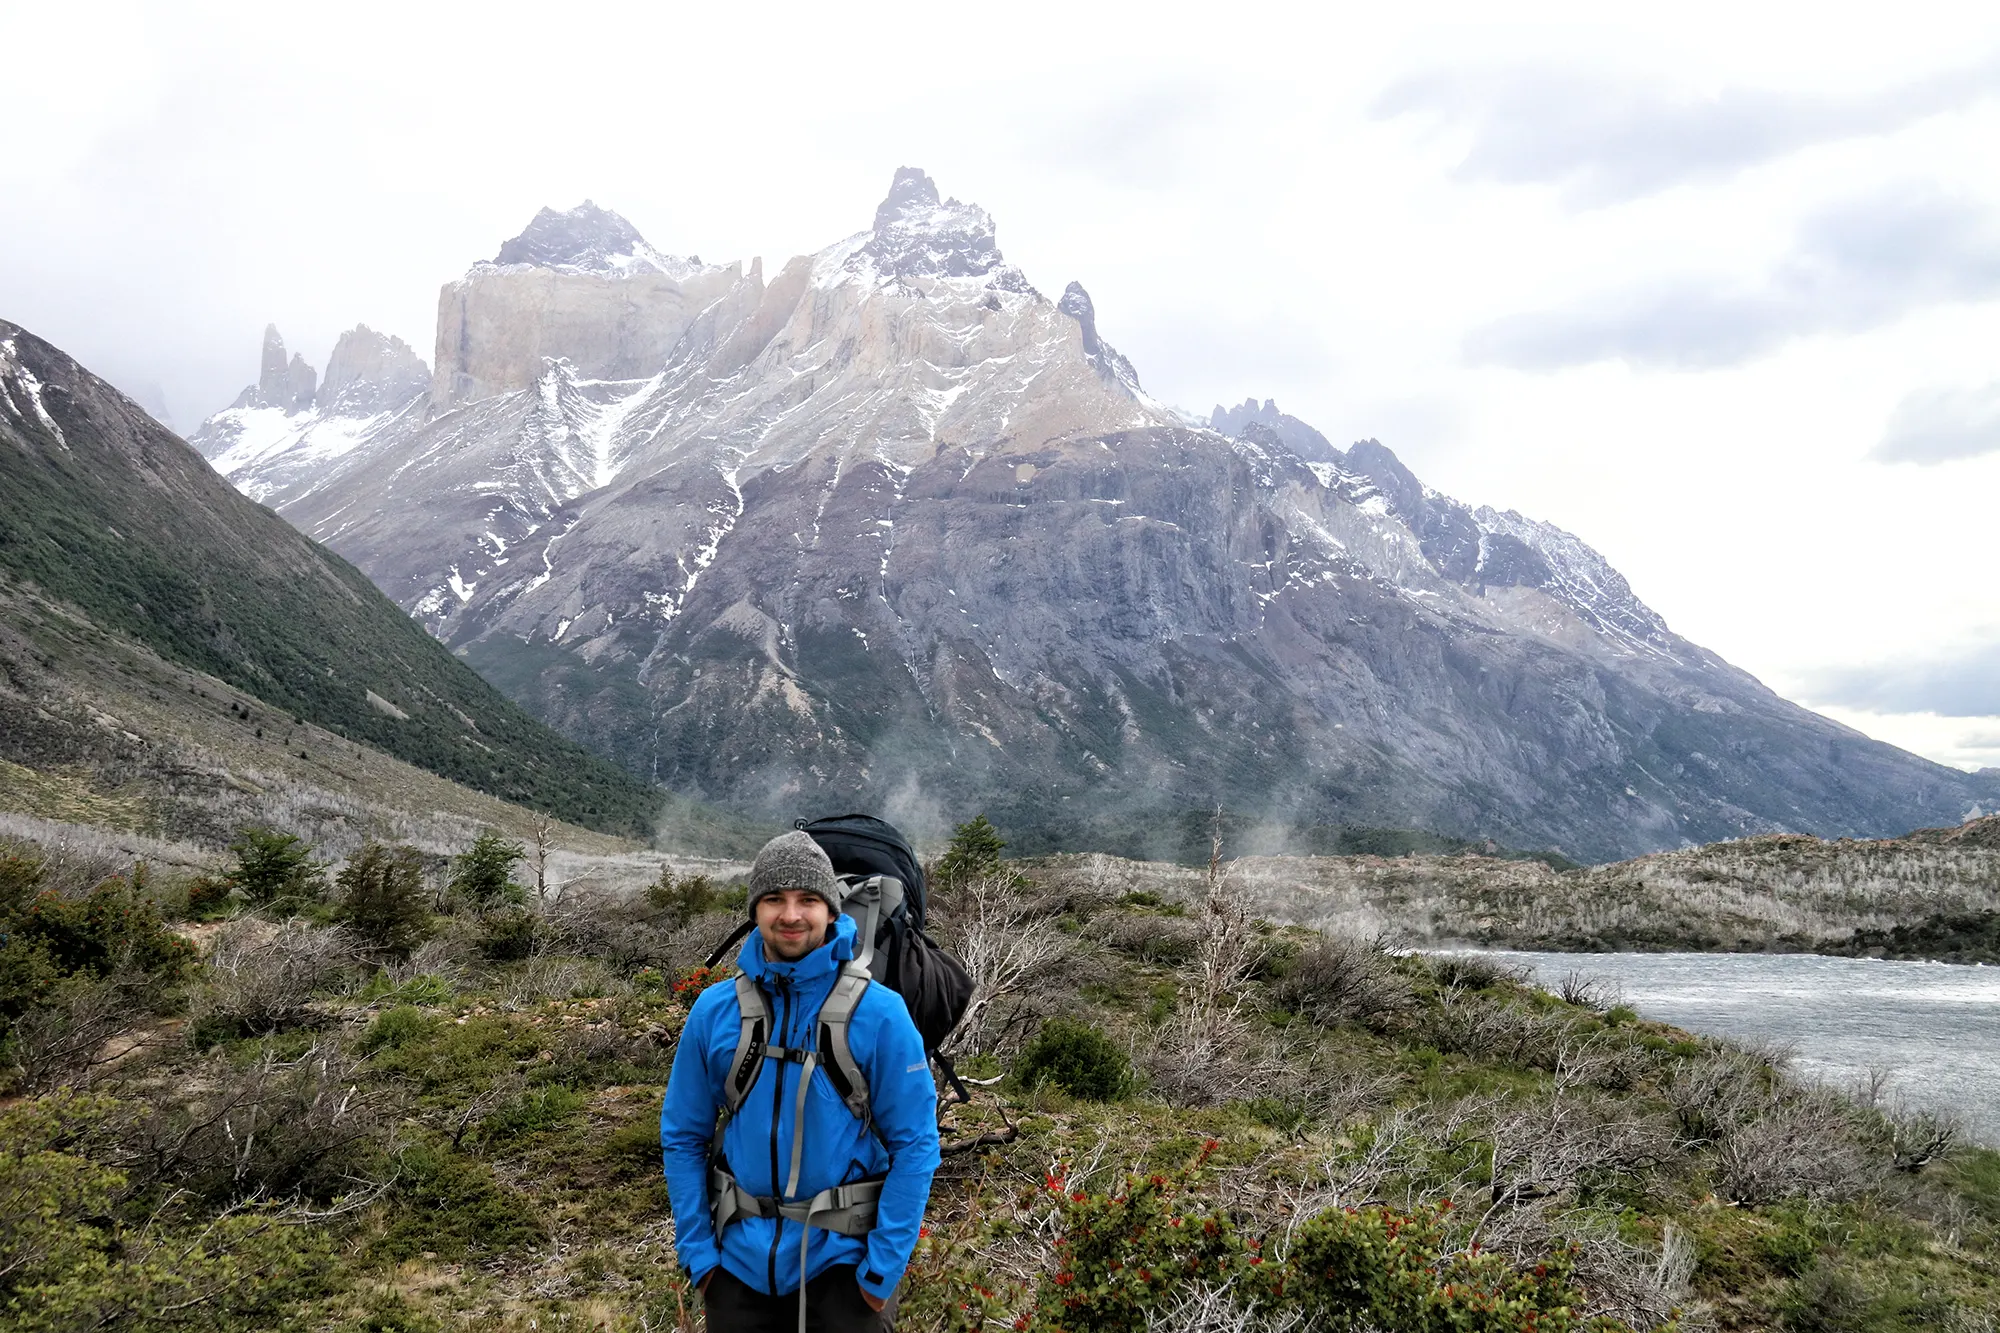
[702,1265,895,1332]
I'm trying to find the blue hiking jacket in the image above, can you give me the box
[661,914,941,1301]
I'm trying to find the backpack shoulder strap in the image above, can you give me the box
[720,973,768,1122]
[816,960,876,1127]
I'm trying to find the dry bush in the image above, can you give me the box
[1414,984,1585,1072]
[1138,1001,1279,1108]
[1713,1090,1879,1204]
[1271,931,1413,1029]
[1554,1217,1701,1332]
[1096,912,1202,964]
[934,873,1080,1059]
[1556,968,1618,1011]
[504,954,620,1006]
[199,917,360,1034]
[115,1036,394,1204]
[1666,1047,1881,1204]
[1138,843,1284,1108]
[658,909,747,974]
[9,974,155,1091]
[1471,1074,1674,1251]
[1145,1284,1307,1333]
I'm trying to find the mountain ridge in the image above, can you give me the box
[0,319,658,835]
[184,173,1997,859]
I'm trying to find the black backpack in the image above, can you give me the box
[704,814,976,1099]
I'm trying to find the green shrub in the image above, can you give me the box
[373,1142,546,1261]
[936,814,1013,888]
[449,831,524,907]
[480,1084,584,1141]
[0,1092,333,1329]
[603,1113,663,1174]
[224,827,326,905]
[1035,1143,1246,1333]
[1014,1018,1131,1101]
[387,974,454,1007]
[1759,1206,1826,1277]
[359,1005,434,1054]
[1283,1202,1614,1332]
[336,843,428,956]
[1,858,194,1045]
[478,908,537,961]
[645,867,719,925]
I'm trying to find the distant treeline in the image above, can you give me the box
[1818,910,2000,965]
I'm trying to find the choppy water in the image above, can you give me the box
[1480,951,2000,1146]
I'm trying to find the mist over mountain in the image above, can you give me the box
[187,172,1998,859]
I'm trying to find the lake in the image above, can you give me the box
[1480,950,2000,1146]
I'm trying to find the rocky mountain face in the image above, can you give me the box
[190,324,431,504]
[1210,398,1339,463]
[1,321,657,834]
[188,171,1999,859]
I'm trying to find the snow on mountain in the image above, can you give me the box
[183,169,1992,858]
[190,325,429,503]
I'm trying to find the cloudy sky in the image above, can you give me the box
[6,0,1997,771]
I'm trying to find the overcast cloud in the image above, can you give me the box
[1375,57,2000,206]
[1802,641,2000,717]
[1871,381,2000,463]
[3,0,1998,772]
[1467,185,2000,369]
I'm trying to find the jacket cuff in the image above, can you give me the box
[681,1249,721,1288]
[857,1258,904,1301]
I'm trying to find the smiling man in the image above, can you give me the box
[661,830,941,1332]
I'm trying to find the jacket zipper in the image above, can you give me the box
[766,974,790,1295]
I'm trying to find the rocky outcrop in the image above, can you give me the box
[430,202,742,408]
[1059,282,1143,394]
[231,324,317,415]
[320,325,430,416]
[188,170,2000,859]
[1211,398,1339,463]
[189,324,431,495]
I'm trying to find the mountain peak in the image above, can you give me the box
[1209,397,1340,464]
[242,325,316,415]
[496,201,645,267]
[872,167,942,232]
[853,167,1024,289]
[491,201,706,278]
[320,324,430,417]
[1058,281,1144,394]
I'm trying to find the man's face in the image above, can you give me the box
[755,888,833,962]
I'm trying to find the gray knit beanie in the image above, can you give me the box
[747,831,842,916]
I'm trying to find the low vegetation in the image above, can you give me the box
[1,816,1995,1332]
[1037,816,2000,957]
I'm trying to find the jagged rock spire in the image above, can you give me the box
[857,167,1023,288]
[1058,281,1143,393]
[248,325,315,415]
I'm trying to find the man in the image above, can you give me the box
[662,831,942,1331]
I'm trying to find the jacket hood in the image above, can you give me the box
[737,910,858,984]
